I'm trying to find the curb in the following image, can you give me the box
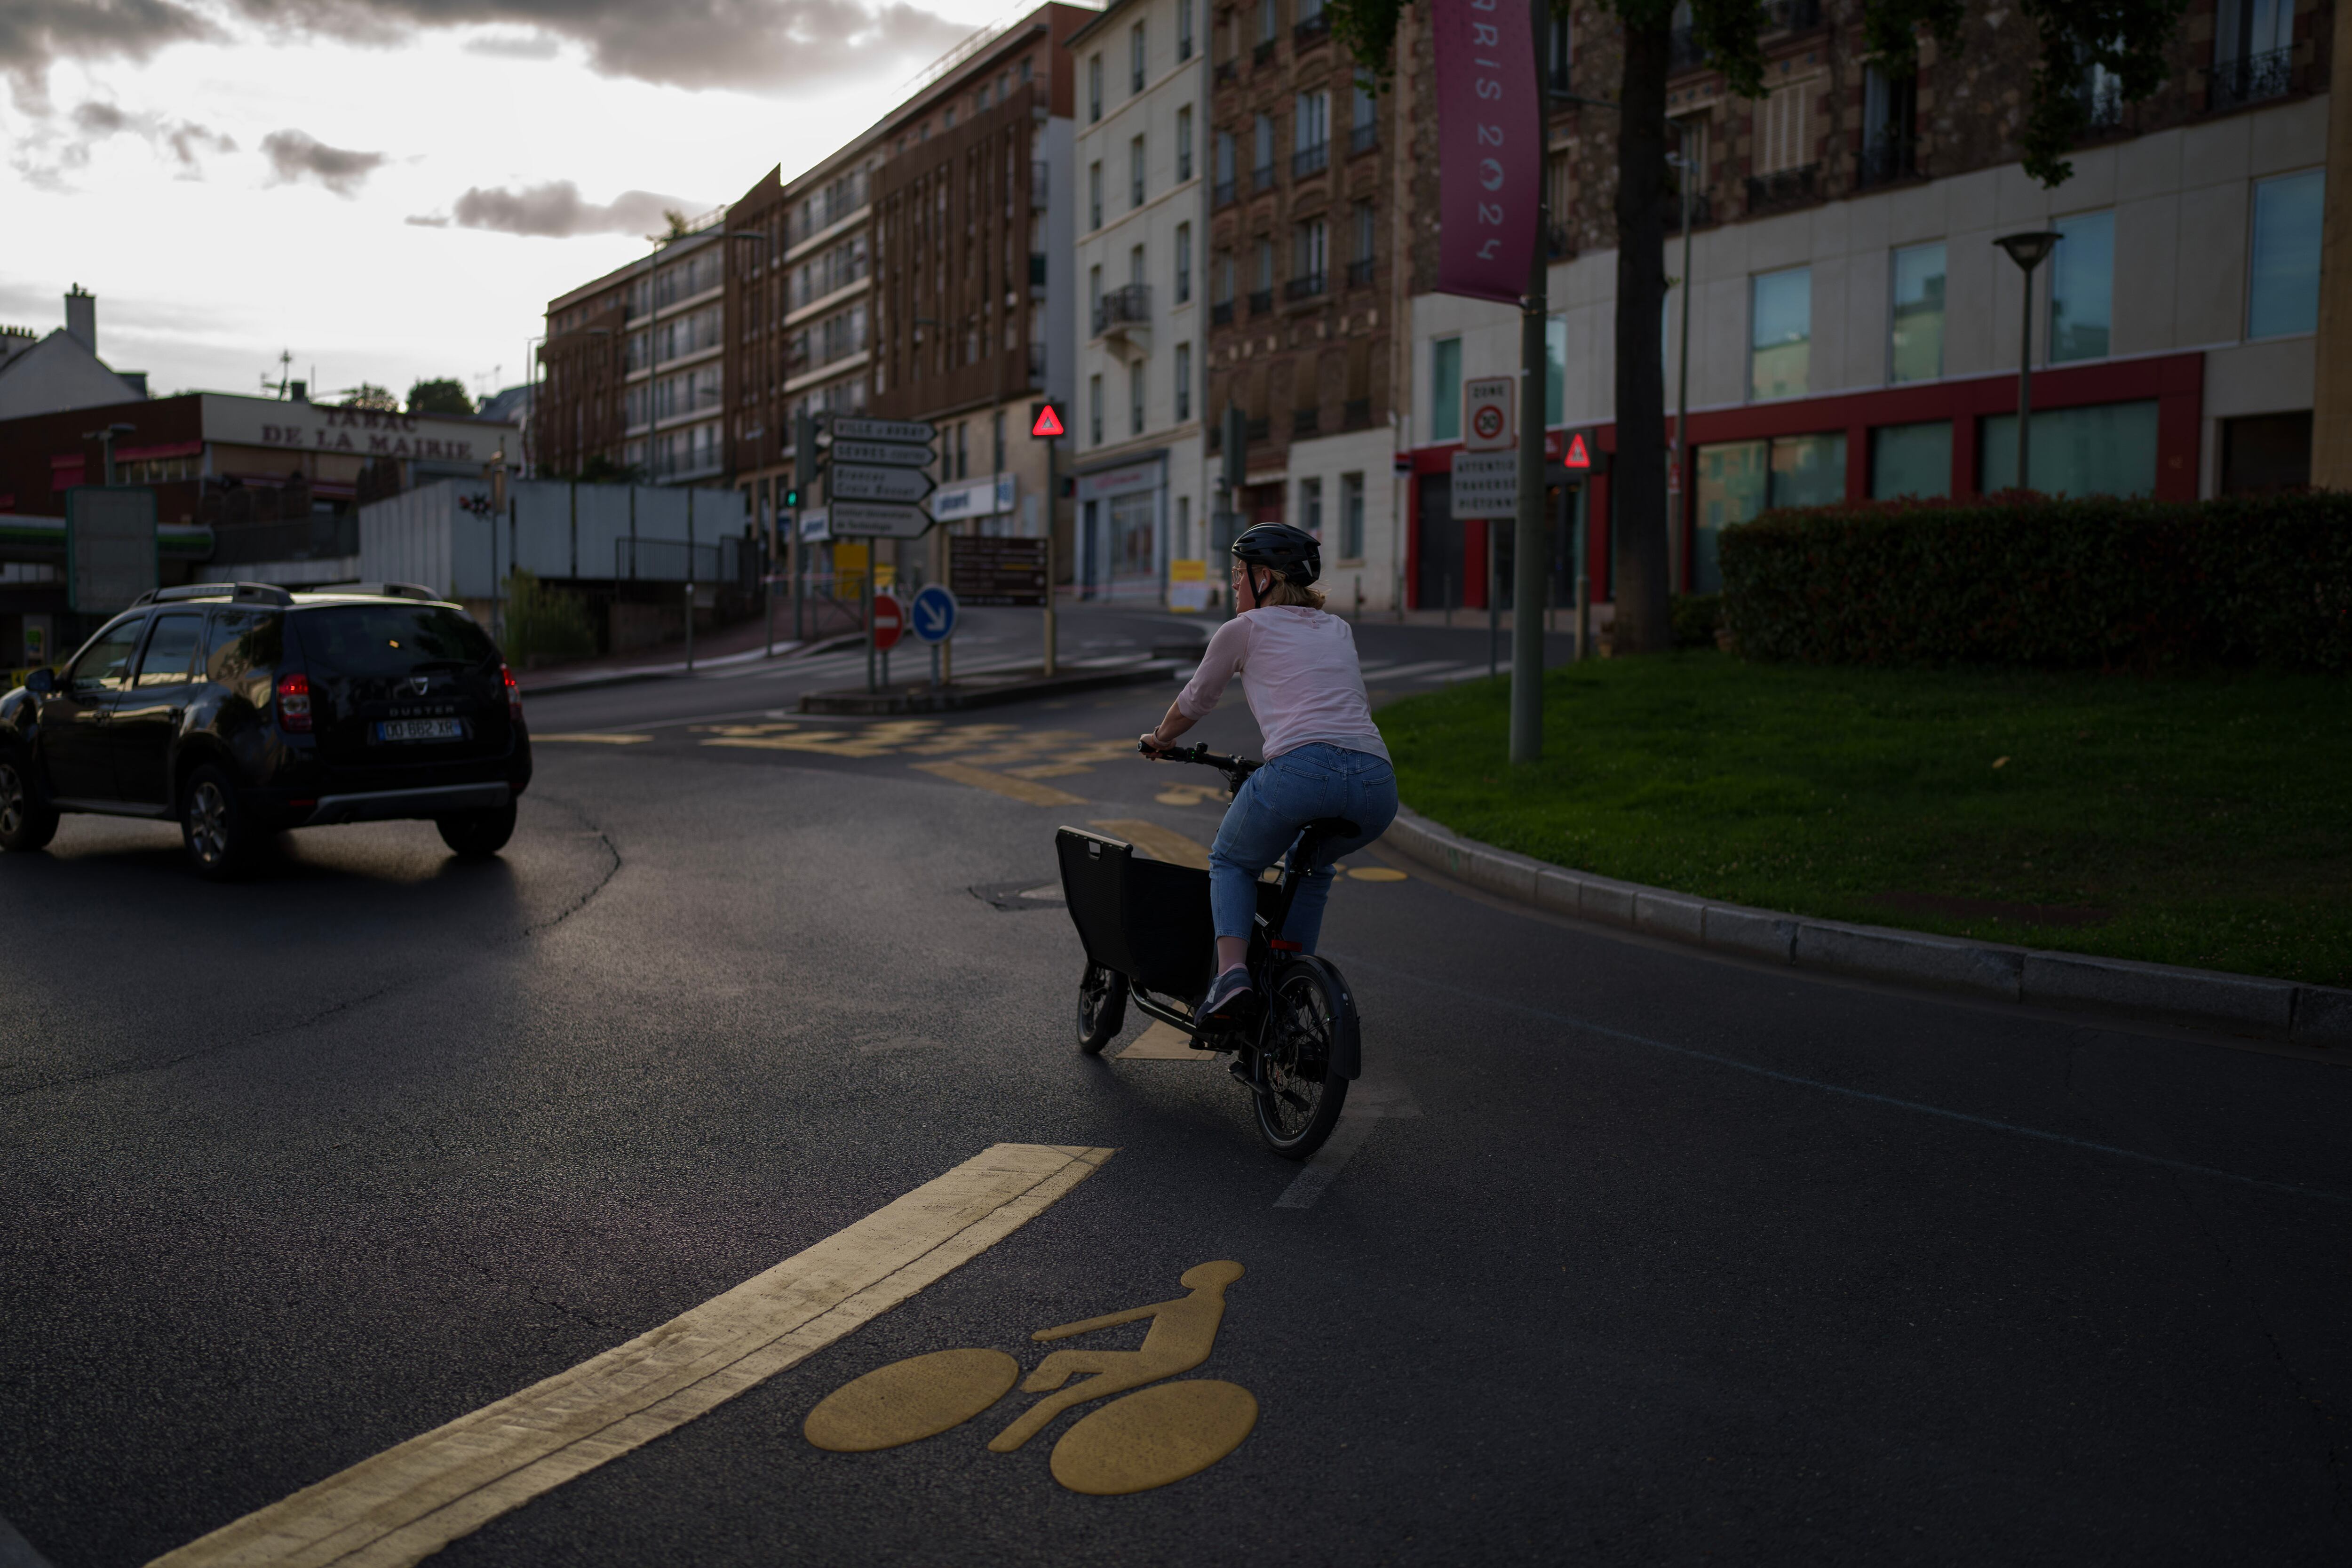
[799,660,1178,715]
[520,631,866,695]
[1378,804,2350,1048]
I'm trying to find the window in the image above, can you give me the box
[1089,372,1105,443]
[1293,217,1327,291]
[1215,251,1234,303]
[1693,433,1847,590]
[1340,472,1365,559]
[1755,78,1816,175]
[1870,422,1952,499]
[1981,400,2158,494]
[1351,77,1378,153]
[1089,54,1103,121]
[1254,237,1275,292]
[1131,135,1147,207]
[2249,169,2323,339]
[1431,337,1462,441]
[133,615,202,687]
[978,83,991,109]
[1176,342,1192,420]
[1546,315,1567,425]
[1179,0,1194,60]
[1299,477,1323,538]
[69,620,142,693]
[1129,244,1146,289]
[1131,23,1146,92]
[1215,129,1235,191]
[1259,0,1277,44]
[1749,267,1810,400]
[1020,56,1033,82]
[993,411,1006,470]
[2214,0,2296,108]
[1175,222,1193,302]
[1130,361,1146,436]
[1177,105,1194,181]
[1253,113,1274,183]
[1089,161,1103,229]
[1352,199,1375,263]
[1089,263,1103,326]
[1294,89,1330,175]
[1176,494,1192,557]
[943,105,956,128]
[1890,242,1945,382]
[1545,10,1572,92]
[2049,211,2114,363]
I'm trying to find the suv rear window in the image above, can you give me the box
[299,605,500,676]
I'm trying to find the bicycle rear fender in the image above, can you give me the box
[1279,953,1361,1080]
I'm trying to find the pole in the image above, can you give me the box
[1509,6,1549,765]
[2017,264,2035,492]
[1671,120,1694,594]
[1574,479,1590,661]
[1044,435,1059,676]
[864,567,876,692]
[1488,535,1499,679]
[684,578,695,671]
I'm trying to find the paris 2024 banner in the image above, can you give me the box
[1432,0,1541,303]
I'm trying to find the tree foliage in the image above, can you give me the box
[341,382,398,412]
[406,377,474,416]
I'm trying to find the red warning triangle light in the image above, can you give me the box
[1031,404,1065,438]
[1563,431,1591,469]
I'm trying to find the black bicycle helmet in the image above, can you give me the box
[1231,522,1321,586]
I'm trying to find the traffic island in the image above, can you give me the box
[799,659,1180,714]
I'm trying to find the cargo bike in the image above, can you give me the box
[1056,742,1362,1159]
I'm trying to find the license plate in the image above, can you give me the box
[374,718,466,743]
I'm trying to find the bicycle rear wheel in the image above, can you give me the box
[1077,962,1130,1054]
[1252,958,1351,1158]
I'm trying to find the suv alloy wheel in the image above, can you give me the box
[0,758,60,853]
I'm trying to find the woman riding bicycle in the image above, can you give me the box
[1139,522,1399,1024]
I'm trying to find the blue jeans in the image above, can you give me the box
[1208,743,1399,954]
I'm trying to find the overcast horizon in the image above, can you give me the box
[2,0,1032,410]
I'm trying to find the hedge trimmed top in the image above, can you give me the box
[1719,493,2352,670]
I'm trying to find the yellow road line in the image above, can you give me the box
[150,1144,1114,1568]
[912,761,1088,807]
[531,733,652,745]
[1117,1021,1209,1060]
[1088,819,1212,871]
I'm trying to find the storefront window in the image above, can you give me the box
[2049,211,2114,363]
[1980,400,2158,494]
[2249,169,2324,339]
[1749,268,1811,400]
[1112,490,1156,579]
[1694,431,1847,590]
[1870,422,1952,499]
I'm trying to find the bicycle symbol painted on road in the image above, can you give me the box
[803,1261,1256,1495]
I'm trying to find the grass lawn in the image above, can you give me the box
[1377,652,2352,987]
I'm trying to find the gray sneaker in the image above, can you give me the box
[1200,965,1257,1022]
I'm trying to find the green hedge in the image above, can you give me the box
[1718,492,2352,669]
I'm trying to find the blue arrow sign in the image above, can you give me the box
[910,583,958,645]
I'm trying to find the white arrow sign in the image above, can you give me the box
[826,499,933,538]
[830,439,935,469]
[828,465,938,502]
[830,416,937,445]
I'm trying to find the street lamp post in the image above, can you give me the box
[1669,120,1696,596]
[1994,231,2062,493]
[80,422,136,486]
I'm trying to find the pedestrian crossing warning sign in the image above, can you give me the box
[1563,431,1592,470]
[1032,404,1065,438]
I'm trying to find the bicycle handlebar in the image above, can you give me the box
[1137,738,1262,786]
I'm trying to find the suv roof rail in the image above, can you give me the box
[132,582,292,608]
[350,581,446,603]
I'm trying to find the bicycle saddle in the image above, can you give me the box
[1302,817,1361,839]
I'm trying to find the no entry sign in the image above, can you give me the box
[871,592,906,651]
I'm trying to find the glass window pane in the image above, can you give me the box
[1432,338,1462,441]
[133,614,204,687]
[1890,243,1945,382]
[1749,267,1811,400]
[1979,400,2159,495]
[2249,168,2324,339]
[1693,439,1768,593]
[1545,317,1567,427]
[1768,432,1846,509]
[1869,422,1952,499]
[2049,211,2114,364]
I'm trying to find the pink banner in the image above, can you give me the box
[1432,0,1541,304]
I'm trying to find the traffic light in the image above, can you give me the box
[783,485,801,509]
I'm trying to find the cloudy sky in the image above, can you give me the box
[1,0,1024,406]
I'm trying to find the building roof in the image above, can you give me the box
[0,328,148,422]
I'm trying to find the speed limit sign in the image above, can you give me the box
[1464,375,1515,451]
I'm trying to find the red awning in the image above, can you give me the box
[310,480,357,499]
[116,439,204,462]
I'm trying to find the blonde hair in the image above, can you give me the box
[1251,573,1326,611]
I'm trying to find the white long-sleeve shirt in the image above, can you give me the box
[1175,606,1391,763]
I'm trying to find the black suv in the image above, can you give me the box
[0,581,532,878]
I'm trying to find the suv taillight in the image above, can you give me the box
[502,663,522,724]
[275,671,312,733]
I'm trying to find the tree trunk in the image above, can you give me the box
[1612,18,1672,654]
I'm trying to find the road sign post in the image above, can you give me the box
[910,583,957,690]
[1033,402,1064,676]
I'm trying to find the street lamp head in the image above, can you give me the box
[1995,231,2062,272]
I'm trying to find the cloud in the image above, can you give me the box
[231,0,972,94]
[406,178,700,238]
[0,0,222,111]
[461,29,558,58]
[260,127,385,193]
[11,96,238,183]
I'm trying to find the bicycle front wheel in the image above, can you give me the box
[1077,962,1130,1054]
[1252,957,1351,1158]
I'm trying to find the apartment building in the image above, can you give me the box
[1406,0,2336,610]
[871,4,1088,578]
[1065,0,1209,603]
[1203,0,1407,612]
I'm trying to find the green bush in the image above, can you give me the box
[1718,492,2352,669]
[503,569,597,663]
[1669,592,1723,648]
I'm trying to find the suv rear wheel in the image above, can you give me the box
[437,800,516,859]
[180,764,254,880]
[0,758,60,853]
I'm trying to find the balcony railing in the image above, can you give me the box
[1294,11,1329,45]
[1285,271,1326,301]
[1344,257,1374,288]
[1744,163,1818,214]
[1253,163,1278,193]
[1216,58,1237,84]
[1343,397,1372,430]
[1248,288,1273,315]
[1254,38,1277,67]
[1212,300,1235,326]
[1765,0,1821,30]
[1214,178,1238,207]
[2211,46,2296,109]
[1092,283,1150,335]
[1245,415,1271,443]
[1855,133,1915,189]
[2081,74,2125,128]
[1349,122,1378,158]
[1293,406,1319,436]
[1292,141,1329,179]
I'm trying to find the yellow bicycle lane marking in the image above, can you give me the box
[530,733,653,744]
[149,1144,1114,1568]
[912,761,1088,807]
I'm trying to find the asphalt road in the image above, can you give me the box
[3,605,2348,1566]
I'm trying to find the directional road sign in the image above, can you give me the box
[826,500,934,538]
[909,584,958,645]
[830,439,935,469]
[827,465,938,503]
[871,592,905,651]
[831,417,937,445]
